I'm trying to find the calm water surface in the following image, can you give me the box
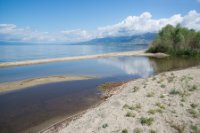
[0,56,200,133]
[0,44,148,62]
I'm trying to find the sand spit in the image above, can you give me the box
[0,50,168,68]
[59,66,200,133]
[0,75,94,93]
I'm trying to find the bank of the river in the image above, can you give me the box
[0,50,168,68]
[0,75,94,93]
[58,66,200,133]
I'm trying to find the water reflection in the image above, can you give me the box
[98,57,154,77]
[0,56,200,133]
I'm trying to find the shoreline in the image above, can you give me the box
[0,75,94,93]
[57,66,200,133]
[0,50,168,68]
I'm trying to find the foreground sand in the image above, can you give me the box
[59,66,200,133]
[0,50,168,68]
[0,75,94,93]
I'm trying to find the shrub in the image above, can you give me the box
[140,117,154,126]
[146,24,200,56]
[102,123,108,128]
[190,103,198,109]
[169,89,180,95]
[122,129,128,133]
[125,112,136,117]
[147,92,155,97]
[134,128,143,133]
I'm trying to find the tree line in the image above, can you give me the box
[147,24,200,56]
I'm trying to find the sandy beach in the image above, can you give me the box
[0,75,94,93]
[0,50,168,68]
[56,66,200,133]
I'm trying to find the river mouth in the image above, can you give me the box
[0,56,200,133]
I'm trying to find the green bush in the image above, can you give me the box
[147,24,200,56]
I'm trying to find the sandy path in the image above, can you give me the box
[59,66,200,133]
[0,50,168,68]
[0,75,94,93]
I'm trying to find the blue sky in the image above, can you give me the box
[0,0,200,42]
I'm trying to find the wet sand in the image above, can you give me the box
[0,50,168,68]
[0,75,94,93]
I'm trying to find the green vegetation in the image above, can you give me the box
[150,129,157,133]
[133,86,140,92]
[125,111,136,117]
[148,108,162,115]
[140,117,154,126]
[147,24,200,56]
[189,84,198,91]
[102,123,108,128]
[190,103,198,109]
[188,109,199,118]
[155,102,166,109]
[122,129,128,133]
[160,84,166,88]
[190,124,200,133]
[169,89,180,95]
[123,103,141,111]
[147,92,155,97]
[134,128,143,133]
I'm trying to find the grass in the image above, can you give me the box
[190,124,200,133]
[189,85,198,91]
[155,102,166,109]
[190,103,198,109]
[188,109,199,118]
[169,123,186,133]
[169,89,180,95]
[125,111,136,117]
[102,123,108,128]
[160,84,166,88]
[134,128,143,133]
[160,94,165,98]
[152,77,156,81]
[133,86,140,92]
[123,103,141,111]
[150,129,156,133]
[122,129,128,133]
[136,103,142,109]
[140,117,154,126]
[148,108,162,115]
[147,92,155,97]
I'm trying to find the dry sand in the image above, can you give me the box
[0,50,168,68]
[0,75,94,93]
[58,66,200,133]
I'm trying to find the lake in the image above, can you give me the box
[0,55,200,133]
[0,43,148,62]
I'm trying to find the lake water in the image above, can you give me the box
[0,43,200,133]
[0,43,148,62]
[0,56,200,133]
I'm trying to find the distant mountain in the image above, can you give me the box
[76,33,157,45]
[0,33,157,45]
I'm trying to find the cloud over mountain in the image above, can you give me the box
[0,10,200,43]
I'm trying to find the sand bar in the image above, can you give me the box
[0,75,94,93]
[0,50,168,68]
[56,66,200,133]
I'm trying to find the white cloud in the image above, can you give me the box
[0,10,200,43]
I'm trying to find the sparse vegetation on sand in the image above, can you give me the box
[140,117,154,126]
[60,67,200,133]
